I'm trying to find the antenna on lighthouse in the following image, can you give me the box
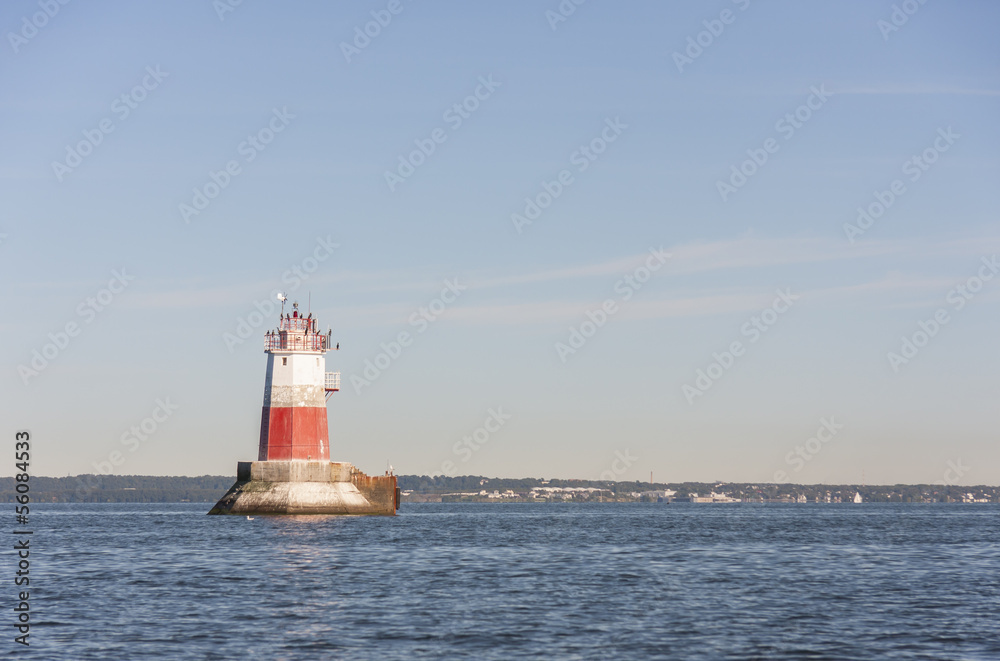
[276,292,287,316]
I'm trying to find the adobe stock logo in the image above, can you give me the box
[7,0,71,55]
[939,459,970,486]
[51,66,169,183]
[771,417,844,484]
[682,289,799,404]
[436,407,513,477]
[545,0,587,31]
[511,117,628,234]
[340,0,411,63]
[351,279,467,393]
[222,236,339,353]
[887,255,997,372]
[599,449,638,482]
[844,127,959,244]
[671,0,751,73]
[81,398,180,487]
[384,76,501,192]
[877,0,929,42]
[213,0,245,22]
[18,269,135,385]
[716,84,832,202]
[179,107,294,223]
[555,247,670,362]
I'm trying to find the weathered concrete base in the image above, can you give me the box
[208,461,398,515]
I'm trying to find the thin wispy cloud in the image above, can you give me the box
[474,253,658,288]
[834,85,1000,96]
[81,235,1000,318]
[446,292,770,326]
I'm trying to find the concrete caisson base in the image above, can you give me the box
[208,461,398,516]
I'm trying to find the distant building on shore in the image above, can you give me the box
[673,492,740,503]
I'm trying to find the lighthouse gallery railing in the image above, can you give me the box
[263,332,330,352]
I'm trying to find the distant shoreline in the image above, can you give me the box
[1,474,996,504]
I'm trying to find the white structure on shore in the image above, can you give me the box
[683,492,740,503]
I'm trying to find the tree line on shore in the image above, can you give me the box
[0,475,233,503]
[0,474,995,503]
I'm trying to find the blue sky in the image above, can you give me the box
[2,0,998,485]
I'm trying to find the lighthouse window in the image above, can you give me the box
[282,357,287,366]
[316,358,320,366]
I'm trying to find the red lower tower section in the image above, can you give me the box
[258,406,330,461]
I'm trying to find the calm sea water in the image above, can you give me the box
[15,503,1000,660]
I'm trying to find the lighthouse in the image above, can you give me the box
[209,298,398,516]
[258,299,337,462]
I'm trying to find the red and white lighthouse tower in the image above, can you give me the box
[209,296,398,516]
[257,298,340,462]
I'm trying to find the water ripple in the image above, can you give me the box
[16,502,1000,660]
